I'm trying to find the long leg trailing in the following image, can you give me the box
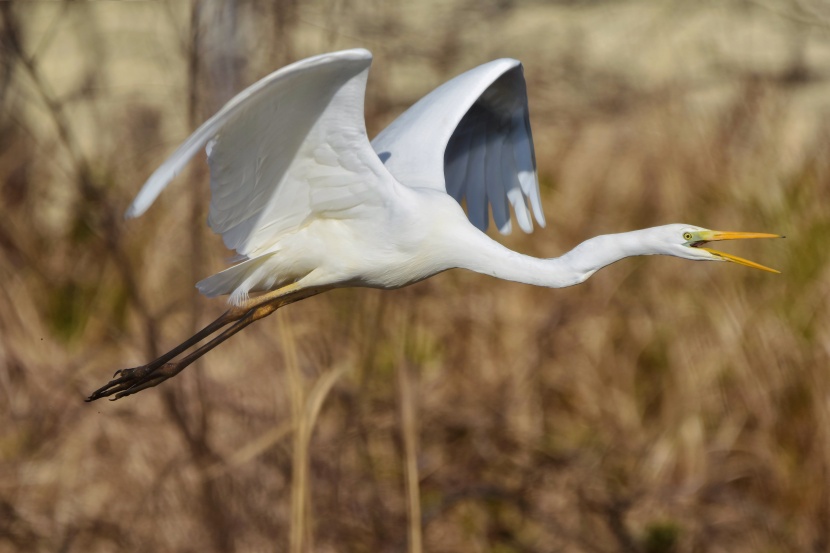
[86,284,322,401]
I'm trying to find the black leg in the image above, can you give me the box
[86,284,323,402]
[86,306,263,401]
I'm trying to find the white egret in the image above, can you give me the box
[87,49,779,402]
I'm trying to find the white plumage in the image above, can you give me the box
[88,49,779,401]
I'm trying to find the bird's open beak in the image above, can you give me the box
[691,230,782,273]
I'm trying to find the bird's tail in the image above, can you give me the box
[196,254,276,305]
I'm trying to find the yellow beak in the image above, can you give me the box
[694,231,782,273]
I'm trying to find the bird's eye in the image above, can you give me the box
[683,232,693,241]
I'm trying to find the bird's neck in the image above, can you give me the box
[450,228,659,288]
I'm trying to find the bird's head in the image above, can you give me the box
[652,224,781,273]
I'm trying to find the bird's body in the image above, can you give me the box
[87,49,779,402]
[130,48,548,303]
[201,186,466,298]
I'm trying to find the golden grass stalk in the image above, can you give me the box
[396,300,422,553]
[398,359,422,553]
[204,422,293,480]
[281,310,348,553]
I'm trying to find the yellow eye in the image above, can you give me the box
[683,232,693,241]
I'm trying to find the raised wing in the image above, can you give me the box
[371,59,545,235]
[126,49,396,257]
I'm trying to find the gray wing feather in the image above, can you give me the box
[465,130,488,231]
[372,59,546,235]
[486,132,511,234]
[444,130,471,202]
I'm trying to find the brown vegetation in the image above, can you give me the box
[1,1,829,552]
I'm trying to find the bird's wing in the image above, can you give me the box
[371,59,544,235]
[126,48,397,257]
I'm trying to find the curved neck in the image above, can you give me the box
[448,228,659,288]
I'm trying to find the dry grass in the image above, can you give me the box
[1,1,829,552]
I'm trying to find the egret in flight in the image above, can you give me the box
[87,49,779,402]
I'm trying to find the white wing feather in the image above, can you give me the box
[371,59,545,235]
[126,48,395,258]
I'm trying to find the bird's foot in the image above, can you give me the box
[86,363,182,402]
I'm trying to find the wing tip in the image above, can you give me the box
[124,189,155,219]
[123,203,141,220]
[124,167,175,220]
[347,47,372,59]
[328,48,372,64]
[481,57,520,70]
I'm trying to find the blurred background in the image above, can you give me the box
[1,1,829,551]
